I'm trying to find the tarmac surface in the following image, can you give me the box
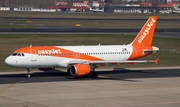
[0,67,180,107]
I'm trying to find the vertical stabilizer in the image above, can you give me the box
[131,16,157,46]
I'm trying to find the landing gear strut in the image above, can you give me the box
[26,68,31,78]
[90,67,98,78]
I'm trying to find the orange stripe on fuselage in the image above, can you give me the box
[15,46,102,61]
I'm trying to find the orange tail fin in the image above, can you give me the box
[131,16,158,46]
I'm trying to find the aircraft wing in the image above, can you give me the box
[68,58,159,65]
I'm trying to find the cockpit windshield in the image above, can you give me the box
[17,53,21,56]
[12,53,18,56]
[12,53,25,57]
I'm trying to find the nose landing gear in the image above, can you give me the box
[26,68,31,78]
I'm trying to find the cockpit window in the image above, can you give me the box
[12,53,25,57]
[12,53,17,56]
[17,53,21,56]
[22,53,25,56]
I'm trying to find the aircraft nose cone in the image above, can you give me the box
[5,56,14,66]
[5,57,10,65]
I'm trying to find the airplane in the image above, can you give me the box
[172,7,180,14]
[5,16,159,78]
[89,7,104,12]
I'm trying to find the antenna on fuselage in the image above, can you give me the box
[30,44,32,47]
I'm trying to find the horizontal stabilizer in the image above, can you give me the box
[147,58,159,64]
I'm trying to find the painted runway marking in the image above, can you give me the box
[0,80,30,95]
[98,75,109,78]
[0,84,15,94]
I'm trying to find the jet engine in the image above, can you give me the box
[69,64,90,76]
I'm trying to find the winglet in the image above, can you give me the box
[154,58,159,65]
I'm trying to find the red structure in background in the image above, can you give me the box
[48,1,89,12]
[140,1,180,7]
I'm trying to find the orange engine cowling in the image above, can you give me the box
[69,64,91,77]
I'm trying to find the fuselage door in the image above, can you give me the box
[132,47,137,59]
[73,52,80,59]
[30,49,37,61]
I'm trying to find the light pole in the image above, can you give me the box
[10,0,12,11]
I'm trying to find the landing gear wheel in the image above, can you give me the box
[26,74,31,78]
[26,68,31,78]
[90,72,98,78]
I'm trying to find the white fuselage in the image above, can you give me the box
[5,45,133,68]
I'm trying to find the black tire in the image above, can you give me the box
[26,74,31,78]
[90,72,98,78]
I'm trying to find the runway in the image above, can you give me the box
[0,28,180,39]
[0,67,180,107]
[0,28,180,33]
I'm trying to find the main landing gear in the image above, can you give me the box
[26,68,31,78]
[90,68,98,78]
[90,72,98,78]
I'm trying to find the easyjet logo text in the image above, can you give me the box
[38,49,61,55]
[138,18,156,43]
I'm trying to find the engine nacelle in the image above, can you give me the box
[69,64,90,77]
[38,68,54,71]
